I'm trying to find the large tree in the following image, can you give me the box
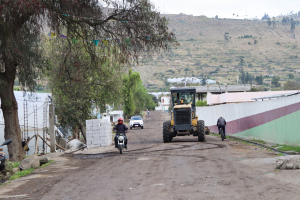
[0,0,177,161]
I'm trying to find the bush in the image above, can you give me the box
[196,100,208,106]
[13,86,20,91]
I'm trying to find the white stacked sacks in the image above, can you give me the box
[86,119,112,148]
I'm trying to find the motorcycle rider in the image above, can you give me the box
[113,118,128,149]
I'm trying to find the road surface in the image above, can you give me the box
[1,111,300,199]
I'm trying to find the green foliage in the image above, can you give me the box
[123,69,141,117]
[9,168,35,180]
[184,68,190,71]
[250,139,266,144]
[240,68,254,84]
[271,76,281,87]
[284,80,300,90]
[261,13,270,20]
[123,70,156,116]
[274,145,300,153]
[291,18,296,31]
[0,0,178,161]
[13,86,20,91]
[267,18,272,27]
[255,75,264,85]
[287,73,294,79]
[239,35,253,39]
[238,57,245,66]
[196,100,207,107]
[12,162,20,168]
[166,69,175,74]
[224,32,230,42]
[48,38,124,138]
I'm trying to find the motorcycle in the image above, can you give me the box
[117,133,126,154]
[0,139,13,172]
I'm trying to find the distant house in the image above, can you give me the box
[167,77,216,85]
[155,96,171,112]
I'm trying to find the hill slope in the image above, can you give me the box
[136,14,300,91]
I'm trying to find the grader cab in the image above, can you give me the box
[163,88,208,143]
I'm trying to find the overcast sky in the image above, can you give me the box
[150,0,300,19]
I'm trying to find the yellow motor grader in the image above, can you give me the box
[163,88,209,142]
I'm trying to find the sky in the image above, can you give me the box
[150,0,300,19]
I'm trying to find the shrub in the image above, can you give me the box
[196,100,208,106]
[13,86,20,91]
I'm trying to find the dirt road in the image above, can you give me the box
[1,111,300,199]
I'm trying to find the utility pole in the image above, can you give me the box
[49,104,55,153]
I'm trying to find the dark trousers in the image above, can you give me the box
[114,135,127,147]
[218,125,226,136]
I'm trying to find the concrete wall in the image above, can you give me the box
[208,90,299,105]
[196,94,300,146]
[86,119,112,148]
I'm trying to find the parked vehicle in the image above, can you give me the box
[0,139,13,172]
[116,133,125,154]
[130,116,144,129]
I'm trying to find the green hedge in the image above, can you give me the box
[196,100,207,106]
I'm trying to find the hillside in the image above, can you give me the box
[135,14,300,91]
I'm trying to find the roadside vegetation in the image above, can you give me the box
[272,145,300,153]
[1,0,177,161]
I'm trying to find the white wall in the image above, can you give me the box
[196,94,300,126]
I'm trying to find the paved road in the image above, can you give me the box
[1,111,300,199]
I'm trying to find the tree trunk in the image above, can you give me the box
[78,120,86,142]
[0,67,25,162]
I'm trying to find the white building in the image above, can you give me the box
[155,96,171,112]
[102,110,124,123]
[167,77,216,85]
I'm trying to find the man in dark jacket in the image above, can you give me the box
[113,118,128,149]
[217,116,227,139]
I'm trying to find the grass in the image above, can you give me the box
[40,160,54,168]
[250,139,266,145]
[277,153,285,156]
[12,162,20,168]
[8,160,54,181]
[9,168,35,180]
[273,145,300,153]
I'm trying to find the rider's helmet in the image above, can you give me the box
[118,118,123,124]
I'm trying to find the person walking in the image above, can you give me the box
[217,116,227,139]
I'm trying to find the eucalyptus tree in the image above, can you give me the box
[0,0,177,161]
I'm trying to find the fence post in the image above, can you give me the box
[49,104,56,153]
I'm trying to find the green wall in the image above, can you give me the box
[235,110,300,146]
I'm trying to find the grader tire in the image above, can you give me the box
[197,120,205,142]
[205,126,210,135]
[163,121,172,143]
